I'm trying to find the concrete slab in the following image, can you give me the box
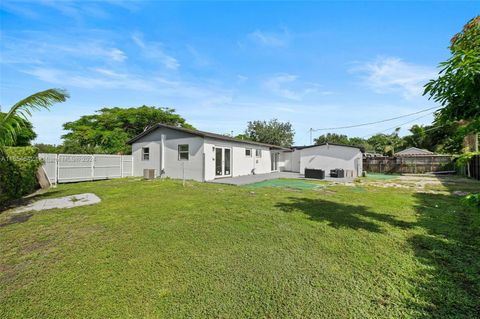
[13,193,101,213]
[209,172,354,186]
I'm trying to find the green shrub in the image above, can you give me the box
[0,146,42,206]
[462,193,480,208]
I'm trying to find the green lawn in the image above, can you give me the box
[1,177,479,318]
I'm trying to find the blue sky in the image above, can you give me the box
[0,1,478,145]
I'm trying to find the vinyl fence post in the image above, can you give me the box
[120,156,124,178]
[91,155,95,181]
[55,154,58,186]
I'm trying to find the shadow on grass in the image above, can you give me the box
[0,213,33,227]
[410,192,480,317]
[276,190,480,317]
[276,197,413,233]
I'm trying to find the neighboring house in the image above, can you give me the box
[280,144,363,177]
[394,147,434,157]
[127,123,288,182]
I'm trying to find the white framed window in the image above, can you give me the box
[256,149,262,157]
[178,144,189,160]
[142,147,150,161]
[245,148,252,157]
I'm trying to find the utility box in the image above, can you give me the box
[143,169,156,180]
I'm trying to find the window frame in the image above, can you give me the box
[142,147,150,161]
[255,149,262,157]
[178,144,189,161]
[245,148,252,157]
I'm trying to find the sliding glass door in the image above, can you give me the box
[271,152,279,171]
[215,147,232,177]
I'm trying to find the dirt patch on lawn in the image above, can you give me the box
[359,174,479,194]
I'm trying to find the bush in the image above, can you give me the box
[462,193,480,209]
[0,146,42,206]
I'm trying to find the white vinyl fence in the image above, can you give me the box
[39,153,133,184]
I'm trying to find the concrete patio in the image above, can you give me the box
[210,171,355,186]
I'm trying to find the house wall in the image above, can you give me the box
[132,127,204,181]
[299,144,363,176]
[279,149,301,172]
[203,138,272,181]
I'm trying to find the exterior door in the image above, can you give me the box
[271,152,279,171]
[215,147,232,177]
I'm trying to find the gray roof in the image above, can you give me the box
[126,123,290,150]
[394,147,434,156]
[292,143,364,152]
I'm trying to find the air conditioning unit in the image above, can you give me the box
[143,169,156,180]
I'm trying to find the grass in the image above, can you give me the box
[364,172,400,180]
[1,176,479,318]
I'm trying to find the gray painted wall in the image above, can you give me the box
[132,127,204,181]
[299,145,363,177]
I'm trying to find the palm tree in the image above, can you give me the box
[0,89,69,147]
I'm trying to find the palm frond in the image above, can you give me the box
[0,88,69,147]
[1,88,69,125]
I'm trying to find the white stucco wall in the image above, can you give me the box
[299,144,363,177]
[132,128,279,182]
[131,127,204,181]
[203,138,272,181]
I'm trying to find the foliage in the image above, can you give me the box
[314,121,465,155]
[0,147,42,206]
[462,193,480,208]
[454,151,480,168]
[62,106,193,154]
[367,128,405,156]
[244,119,294,147]
[0,89,69,147]
[424,16,480,126]
[0,114,37,146]
[33,143,64,154]
[1,176,479,317]
[314,133,350,145]
[403,121,464,154]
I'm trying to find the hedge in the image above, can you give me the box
[0,146,42,207]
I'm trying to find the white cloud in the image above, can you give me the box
[351,57,437,100]
[131,32,179,70]
[263,73,328,100]
[0,35,127,64]
[247,29,289,47]
[22,67,232,104]
[236,74,248,83]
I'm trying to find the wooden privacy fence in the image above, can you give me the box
[467,154,480,180]
[363,156,453,174]
[39,153,133,184]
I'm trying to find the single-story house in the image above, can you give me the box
[279,144,363,177]
[127,123,289,181]
[127,124,363,181]
[394,147,434,157]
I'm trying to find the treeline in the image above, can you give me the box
[314,121,467,155]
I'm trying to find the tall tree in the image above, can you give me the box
[367,128,404,156]
[62,106,193,154]
[0,89,69,148]
[314,133,350,145]
[244,119,294,147]
[424,16,480,150]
